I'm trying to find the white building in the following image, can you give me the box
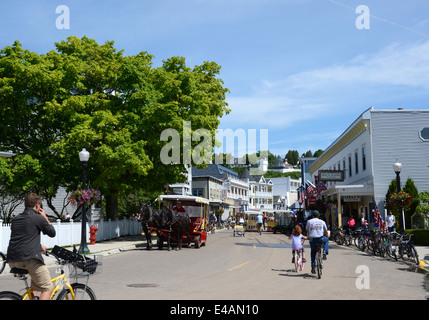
[308,107,429,228]
[269,177,300,210]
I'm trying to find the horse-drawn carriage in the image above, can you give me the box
[157,195,209,249]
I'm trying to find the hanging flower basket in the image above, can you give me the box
[387,191,413,209]
[68,189,101,207]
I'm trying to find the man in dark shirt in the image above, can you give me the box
[7,193,56,300]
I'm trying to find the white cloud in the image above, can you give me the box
[224,40,429,131]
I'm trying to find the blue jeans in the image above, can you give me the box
[309,236,329,266]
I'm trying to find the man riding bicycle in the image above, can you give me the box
[6,193,56,300]
[306,210,329,274]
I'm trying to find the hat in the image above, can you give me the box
[312,210,320,216]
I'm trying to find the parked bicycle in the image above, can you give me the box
[394,232,419,265]
[0,245,100,300]
[0,251,6,275]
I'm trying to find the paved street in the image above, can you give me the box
[88,229,427,300]
[1,229,428,300]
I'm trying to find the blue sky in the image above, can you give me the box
[1,0,429,159]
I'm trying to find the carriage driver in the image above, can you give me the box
[173,201,186,213]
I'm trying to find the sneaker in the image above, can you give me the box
[311,266,316,274]
[323,253,327,260]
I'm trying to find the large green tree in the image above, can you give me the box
[0,36,230,219]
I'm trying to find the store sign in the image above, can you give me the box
[318,170,344,181]
[344,195,361,202]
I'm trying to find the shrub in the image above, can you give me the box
[405,229,429,246]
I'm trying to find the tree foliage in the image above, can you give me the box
[0,36,230,219]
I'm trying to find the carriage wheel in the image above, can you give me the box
[194,235,201,249]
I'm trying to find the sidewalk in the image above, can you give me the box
[1,235,147,275]
[415,245,429,267]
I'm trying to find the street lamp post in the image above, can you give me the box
[78,148,90,254]
[393,160,405,233]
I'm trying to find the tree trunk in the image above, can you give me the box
[106,193,119,220]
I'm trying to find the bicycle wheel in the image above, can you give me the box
[0,291,21,300]
[406,244,419,265]
[294,251,299,272]
[299,250,304,271]
[57,283,97,300]
[344,233,352,246]
[357,236,365,251]
[0,252,6,274]
[316,249,322,279]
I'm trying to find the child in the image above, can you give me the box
[289,225,307,263]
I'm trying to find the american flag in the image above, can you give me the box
[298,185,305,204]
[305,180,316,197]
[315,181,327,195]
[372,198,386,232]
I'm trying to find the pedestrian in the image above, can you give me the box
[360,212,368,230]
[347,215,356,231]
[386,211,396,232]
[256,212,263,233]
[306,210,329,274]
[289,225,307,263]
[6,193,56,300]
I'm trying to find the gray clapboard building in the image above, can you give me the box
[308,107,429,227]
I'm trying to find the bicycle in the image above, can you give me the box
[0,245,100,300]
[314,240,325,279]
[396,233,419,265]
[293,239,305,273]
[257,223,262,235]
[0,251,6,275]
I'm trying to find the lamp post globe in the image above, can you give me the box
[393,160,402,174]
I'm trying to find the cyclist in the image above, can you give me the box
[209,213,217,232]
[289,225,307,263]
[6,193,56,300]
[256,212,263,233]
[306,210,329,274]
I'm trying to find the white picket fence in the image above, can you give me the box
[0,218,142,253]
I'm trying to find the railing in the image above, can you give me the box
[0,218,142,253]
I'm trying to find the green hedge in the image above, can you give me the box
[405,229,429,245]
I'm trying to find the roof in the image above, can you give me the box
[192,164,240,180]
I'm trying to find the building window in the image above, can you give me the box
[348,155,352,177]
[355,151,359,174]
[419,127,429,141]
[193,188,204,197]
[362,145,366,171]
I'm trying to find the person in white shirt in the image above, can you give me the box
[386,211,396,232]
[306,210,329,274]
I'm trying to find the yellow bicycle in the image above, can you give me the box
[0,245,100,300]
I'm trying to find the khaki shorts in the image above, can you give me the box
[9,259,53,292]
